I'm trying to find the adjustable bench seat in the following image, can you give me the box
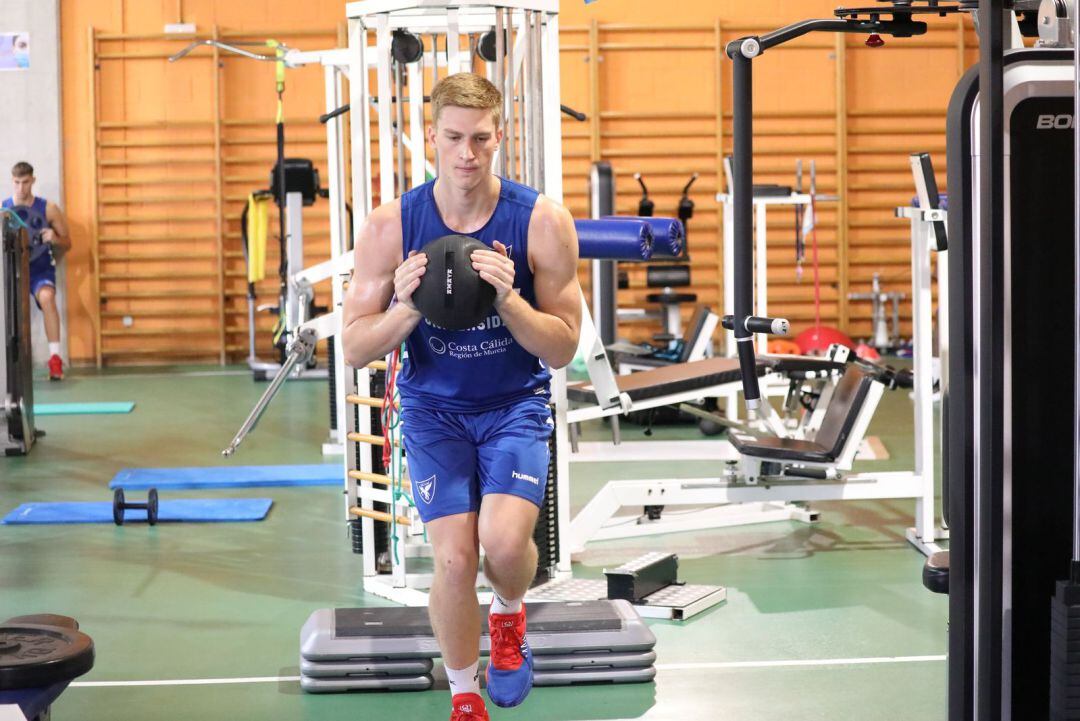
[728,363,876,464]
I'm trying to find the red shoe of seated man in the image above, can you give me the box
[48,354,64,381]
[451,692,489,721]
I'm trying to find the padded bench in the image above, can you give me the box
[568,354,848,407]
[567,356,768,405]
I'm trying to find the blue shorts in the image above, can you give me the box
[29,250,56,301]
[401,397,554,523]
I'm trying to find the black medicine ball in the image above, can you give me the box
[412,234,497,331]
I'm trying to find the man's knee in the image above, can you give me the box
[36,286,56,308]
[434,546,480,587]
[479,530,535,569]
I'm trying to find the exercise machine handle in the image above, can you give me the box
[560,104,587,122]
[320,103,350,124]
[722,314,790,336]
[222,327,318,457]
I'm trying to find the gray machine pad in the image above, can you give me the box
[299,657,434,678]
[300,600,655,661]
[299,674,433,693]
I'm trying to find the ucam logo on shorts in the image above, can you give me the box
[511,470,539,486]
[416,474,436,503]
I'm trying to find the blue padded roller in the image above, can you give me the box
[575,219,654,261]
[109,464,342,490]
[2,499,274,525]
[911,192,948,211]
[603,216,684,257]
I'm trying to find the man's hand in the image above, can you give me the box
[394,250,427,311]
[40,228,56,244]
[471,240,516,306]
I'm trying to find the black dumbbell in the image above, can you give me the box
[112,488,159,526]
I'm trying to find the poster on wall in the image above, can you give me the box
[0,33,30,70]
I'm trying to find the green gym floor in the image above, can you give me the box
[2,366,947,721]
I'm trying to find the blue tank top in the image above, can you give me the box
[2,196,50,262]
[397,178,551,412]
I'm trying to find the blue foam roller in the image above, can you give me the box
[109,464,342,490]
[2,499,274,524]
[911,192,948,211]
[603,216,684,257]
[574,219,653,260]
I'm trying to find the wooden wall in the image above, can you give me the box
[59,0,976,365]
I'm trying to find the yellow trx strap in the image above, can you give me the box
[246,194,270,283]
[267,39,285,124]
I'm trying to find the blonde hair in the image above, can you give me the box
[430,72,503,128]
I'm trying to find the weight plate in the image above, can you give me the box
[2,615,78,631]
[112,488,124,526]
[0,624,94,690]
[147,488,159,526]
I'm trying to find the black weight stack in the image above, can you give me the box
[532,424,559,586]
[350,368,392,561]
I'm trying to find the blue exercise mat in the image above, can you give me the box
[109,464,342,490]
[33,402,135,416]
[2,499,274,525]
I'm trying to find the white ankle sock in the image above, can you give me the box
[446,660,480,697]
[490,592,522,615]
[48,343,60,356]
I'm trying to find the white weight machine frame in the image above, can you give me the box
[562,163,948,558]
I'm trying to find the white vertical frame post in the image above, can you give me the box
[376,16,395,208]
[446,8,461,73]
[512,14,528,182]
[408,61,426,186]
[540,9,570,573]
[325,65,349,261]
[494,7,506,178]
[911,210,937,545]
[722,195,735,357]
[520,10,532,188]
[505,9,516,181]
[325,65,350,453]
[531,10,544,193]
[541,12,562,202]
[755,201,769,352]
[351,20,373,219]
[348,15,376,577]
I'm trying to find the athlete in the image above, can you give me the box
[342,72,582,721]
[5,162,71,380]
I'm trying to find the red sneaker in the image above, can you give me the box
[48,354,64,381]
[451,692,489,721]
[485,604,533,708]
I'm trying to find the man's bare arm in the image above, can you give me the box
[341,201,427,368]
[474,197,581,369]
[44,202,71,252]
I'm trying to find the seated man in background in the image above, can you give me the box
[4,161,71,380]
